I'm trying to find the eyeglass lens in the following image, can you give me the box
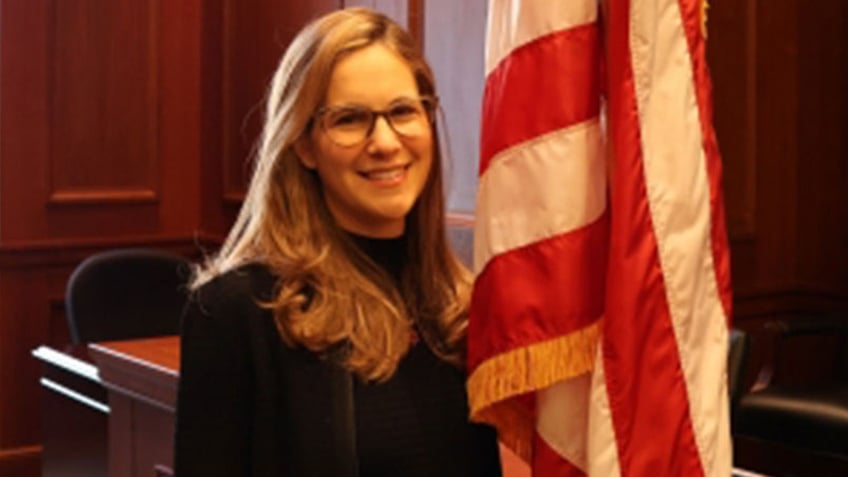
[320,98,434,146]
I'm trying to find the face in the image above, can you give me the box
[296,43,434,238]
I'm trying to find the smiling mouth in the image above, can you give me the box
[359,164,410,182]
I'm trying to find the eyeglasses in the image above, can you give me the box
[313,96,437,147]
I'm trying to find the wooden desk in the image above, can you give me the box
[89,336,179,477]
[32,345,108,477]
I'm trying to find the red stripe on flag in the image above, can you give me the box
[677,0,733,323]
[533,431,586,477]
[468,214,608,373]
[480,24,600,176]
[603,1,706,475]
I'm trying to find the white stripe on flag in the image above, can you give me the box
[536,373,591,472]
[473,119,605,274]
[485,0,597,75]
[587,342,622,477]
[630,0,732,474]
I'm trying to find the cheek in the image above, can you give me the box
[313,143,359,177]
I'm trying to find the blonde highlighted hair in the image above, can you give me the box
[194,8,470,381]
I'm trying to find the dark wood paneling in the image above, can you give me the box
[157,0,203,236]
[1,0,51,243]
[710,0,848,319]
[1,0,204,243]
[219,0,339,201]
[0,266,65,470]
[0,6,206,466]
[795,0,848,296]
[707,0,757,240]
[199,0,231,237]
[49,0,158,204]
[749,0,801,296]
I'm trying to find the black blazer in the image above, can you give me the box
[174,264,501,476]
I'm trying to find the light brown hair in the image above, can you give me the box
[194,8,470,381]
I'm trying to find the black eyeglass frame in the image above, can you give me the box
[312,95,439,147]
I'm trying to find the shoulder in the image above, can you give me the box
[181,263,279,343]
[180,262,285,367]
[192,263,277,317]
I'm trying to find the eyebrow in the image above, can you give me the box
[323,95,420,109]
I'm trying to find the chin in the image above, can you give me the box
[375,208,413,223]
[371,204,414,223]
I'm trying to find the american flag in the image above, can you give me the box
[468,0,733,475]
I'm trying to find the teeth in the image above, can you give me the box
[365,167,404,181]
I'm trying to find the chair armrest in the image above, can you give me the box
[776,315,848,337]
[751,315,847,391]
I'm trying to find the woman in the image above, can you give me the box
[174,7,502,477]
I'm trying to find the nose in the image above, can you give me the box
[367,115,402,156]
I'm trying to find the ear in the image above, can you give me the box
[294,135,318,170]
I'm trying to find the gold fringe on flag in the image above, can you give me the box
[701,0,709,38]
[467,320,601,462]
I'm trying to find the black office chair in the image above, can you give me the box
[728,328,750,429]
[734,316,848,468]
[65,248,192,344]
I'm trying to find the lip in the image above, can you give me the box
[358,163,411,186]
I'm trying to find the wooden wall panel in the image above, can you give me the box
[1,0,51,244]
[156,0,203,237]
[0,0,205,473]
[795,0,848,297]
[707,0,757,240]
[49,0,158,205]
[219,0,340,202]
[199,0,231,238]
[198,0,341,238]
[709,0,848,319]
[0,1,54,469]
[749,0,801,298]
[0,265,68,475]
[1,0,203,244]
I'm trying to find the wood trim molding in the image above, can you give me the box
[0,233,223,268]
[0,445,41,475]
[734,288,848,320]
[47,188,158,206]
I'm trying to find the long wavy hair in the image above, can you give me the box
[194,8,470,382]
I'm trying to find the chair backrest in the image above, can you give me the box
[772,316,848,384]
[728,328,750,420]
[65,248,192,344]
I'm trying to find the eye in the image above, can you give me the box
[325,108,371,129]
[388,102,423,122]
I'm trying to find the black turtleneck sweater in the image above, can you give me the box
[348,233,501,477]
